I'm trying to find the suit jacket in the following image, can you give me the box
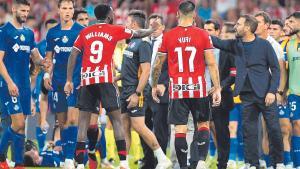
[157,61,169,104]
[218,51,236,110]
[211,36,280,98]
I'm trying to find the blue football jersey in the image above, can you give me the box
[0,22,36,89]
[40,150,61,167]
[46,22,84,91]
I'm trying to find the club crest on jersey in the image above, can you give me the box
[129,42,136,48]
[62,36,69,43]
[14,105,20,111]
[20,34,25,41]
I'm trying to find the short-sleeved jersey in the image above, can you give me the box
[73,23,133,86]
[159,26,213,99]
[0,22,36,89]
[121,38,151,87]
[46,22,84,91]
[40,151,61,167]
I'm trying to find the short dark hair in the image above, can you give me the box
[13,0,30,6]
[148,13,164,24]
[179,0,195,15]
[94,4,112,21]
[271,19,283,28]
[45,19,57,27]
[128,10,146,29]
[58,0,75,8]
[255,11,271,25]
[73,8,88,20]
[241,14,258,33]
[204,19,220,31]
[24,154,36,167]
[224,22,236,33]
[288,11,300,20]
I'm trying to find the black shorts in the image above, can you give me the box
[168,97,211,125]
[120,86,145,117]
[40,78,49,95]
[76,83,120,113]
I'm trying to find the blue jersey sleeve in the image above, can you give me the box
[0,28,6,52]
[46,30,54,52]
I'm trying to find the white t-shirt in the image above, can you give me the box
[267,35,284,61]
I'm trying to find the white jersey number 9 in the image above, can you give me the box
[90,40,104,64]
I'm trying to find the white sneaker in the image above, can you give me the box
[101,158,114,169]
[118,160,129,169]
[227,160,237,169]
[239,163,250,169]
[76,164,84,169]
[196,160,207,169]
[275,163,285,169]
[64,159,75,169]
[285,164,293,169]
[156,158,172,169]
[260,160,267,169]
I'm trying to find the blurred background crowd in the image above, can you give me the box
[1,0,300,42]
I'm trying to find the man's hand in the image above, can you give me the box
[157,84,166,97]
[43,77,53,91]
[276,93,285,105]
[127,93,139,109]
[40,58,52,72]
[64,81,74,97]
[31,98,36,116]
[265,93,276,106]
[150,18,162,32]
[40,120,50,134]
[211,87,222,107]
[152,87,160,103]
[8,81,19,97]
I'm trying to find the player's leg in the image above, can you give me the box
[261,116,271,168]
[228,105,239,168]
[278,105,293,167]
[289,94,300,168]
[209,121,217,159]
[86,112,100,169]
[121,112,131,152]
[105,118,117,164]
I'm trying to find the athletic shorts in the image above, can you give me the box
[0,86,31,116]
[75,87,100,114]
[278,104,290,119]
[50,90,68,113]
[288,94,300,121]
[120,86,145,117]
[229,104,242,121]
[168,97,210,125]
[76,83,120,113]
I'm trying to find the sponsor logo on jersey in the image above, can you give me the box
[54,45,72,53]
[54,38,60,41]
[12,43,30,53]
[14,36,19,39]
[124,50,134,58]
[173,83,201,91]
[81,70,106,79]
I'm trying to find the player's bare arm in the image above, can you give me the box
[43,51,54,90]
[31,48,51,70]
[64,47,81,96]
[205,49,222,106]
[0,51,19,97]
[151,52,167,103]
[127,62,151,109]
[132,19,161,39]
[277,59,288,105]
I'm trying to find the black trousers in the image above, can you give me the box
[240,92,283,168]
[211,92,233,169]
[140,86,169,169]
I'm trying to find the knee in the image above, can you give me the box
[175,125,188,134]
[281,125,291,138]
[12,121,25,132]
[293,121,300,135]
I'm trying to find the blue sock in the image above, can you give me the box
[96,126,107,159]
[36,127,46,152]
[229,138,238,161]
[263,154,271,167]
[237,131,244,161]
[61,128,68,160]
[12,131,25,165]
[65,126,78,159]
[284,151,292,165]
[209,135,216,157]
[292,136,300,167]
[0,127,13,155]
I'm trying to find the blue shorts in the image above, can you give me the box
[50,90,68,113]
[229,104,242,122]
[0,86,31,116]
[67,89,78,107]
[278,104,290,119]
[288,94,300,121]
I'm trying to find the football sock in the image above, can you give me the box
[229,137,238,161]
[175,133,188,168]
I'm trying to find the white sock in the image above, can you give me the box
[154,147,166,163]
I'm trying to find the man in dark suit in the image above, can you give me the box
[140,14,169,169]
[204,20,236,169]
[211,14,284,169]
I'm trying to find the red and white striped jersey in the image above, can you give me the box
[159,26,213,99]
[73,23,133,86]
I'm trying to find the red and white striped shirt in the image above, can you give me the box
[159,26,213,99]
[73,23,133,86]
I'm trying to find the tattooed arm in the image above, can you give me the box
[151,52,167,103]
[64,47,81,96]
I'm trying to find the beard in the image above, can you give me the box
[235,32,243,38]
[16,15,26,24]
[288,29,300,36]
